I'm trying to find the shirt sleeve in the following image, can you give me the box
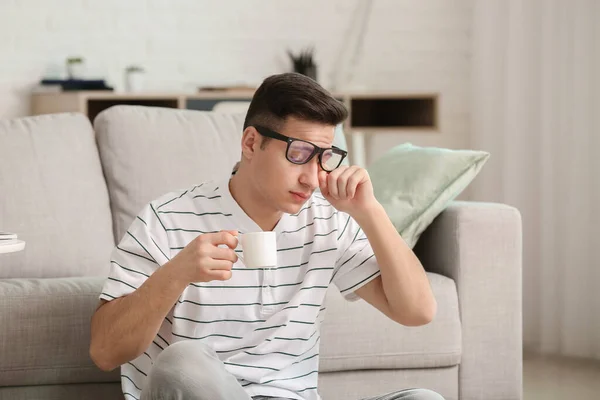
[332,212,380,301]
[99,202,171,302]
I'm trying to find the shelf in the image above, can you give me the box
[350,96,438,129]
[31,91,440,132]
[345,126,438,134]
[86,98,180,122]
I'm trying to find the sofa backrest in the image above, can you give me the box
[94,106,246,242]
[0,113,115,278]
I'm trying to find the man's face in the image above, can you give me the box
[246,117,336,214]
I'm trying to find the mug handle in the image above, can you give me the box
[217,234,245,265]
[233,234,245,265]
[235,251,245,265]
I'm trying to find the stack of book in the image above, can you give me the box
[0,232,25,253]
[0,232,17,244]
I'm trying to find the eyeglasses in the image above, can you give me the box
[253,125,347,172]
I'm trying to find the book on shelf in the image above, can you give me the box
[0,232,17,245]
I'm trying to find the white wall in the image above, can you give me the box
[0,0,473,162]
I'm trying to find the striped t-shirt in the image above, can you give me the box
[100,178,380,400]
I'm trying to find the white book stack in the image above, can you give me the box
[0,232,26,253]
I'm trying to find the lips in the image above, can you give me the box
[290,191,310,200]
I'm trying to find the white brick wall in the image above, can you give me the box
[0,0,473,160]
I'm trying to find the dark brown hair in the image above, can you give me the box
[243,73,348,148]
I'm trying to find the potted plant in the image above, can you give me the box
[124,65,146,92]
[66,56,85,80]
[287,47,318,81]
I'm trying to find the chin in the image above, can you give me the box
[280,197,310,214]
[274,191,312,214]
[280,202,304,215]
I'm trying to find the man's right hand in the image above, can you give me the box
[168,230,239,283]
[91,229,240,371]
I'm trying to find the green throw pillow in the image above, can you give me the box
[367,143,489,248]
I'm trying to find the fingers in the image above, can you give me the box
[210,246,239,263]
[318,170,329,197]
[326,167,345,199]
[206,268,232,281]
[202,230,239,249]
[327,166,364,200]
[206,258,236,271]
[337,166,357,199]
[206,247,237,281]
[346,167,366,199]
[178,231,239,283]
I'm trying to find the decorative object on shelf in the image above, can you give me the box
[198,85,256,93]
[66,56,85,80]
[38,79,113,92]
[287,47,317,81]
[124,65,146,92]
[0,231,25,254]
[0,232,17,243]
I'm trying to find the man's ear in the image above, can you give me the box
[240,127,261,161]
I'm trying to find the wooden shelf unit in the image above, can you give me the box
[31,90,438,130]
[31,90,439,167]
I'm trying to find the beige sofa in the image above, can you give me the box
[0,106,523,400]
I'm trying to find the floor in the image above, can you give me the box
[523,352,600,399]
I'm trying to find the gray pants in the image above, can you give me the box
[141,341,445,400]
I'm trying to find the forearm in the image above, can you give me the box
[355,203,436,322]
[90,262,189,371]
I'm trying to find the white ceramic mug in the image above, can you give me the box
[237,232,277,268]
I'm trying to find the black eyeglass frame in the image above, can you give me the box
[253,125,348,172]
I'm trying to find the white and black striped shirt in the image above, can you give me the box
[100,179,380,400]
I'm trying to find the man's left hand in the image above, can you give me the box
[318,166,379,216]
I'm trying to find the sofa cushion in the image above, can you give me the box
[320,272,461,371]
[0,113,115,278]
[94,106,246,242]
[0,277,119,386]
[319,366,458,400]
[0,383,123,400]
[0,275,460,388]
[94,106,353,243]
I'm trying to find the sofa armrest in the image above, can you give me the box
[413,201,523,400]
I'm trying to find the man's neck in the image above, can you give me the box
[229,170,282,232]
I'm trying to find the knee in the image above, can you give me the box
[144,340,242,400]
[149,340,218,385]
[154,340,216,370]
[409,389,445,400]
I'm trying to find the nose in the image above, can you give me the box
[298,156,320,190]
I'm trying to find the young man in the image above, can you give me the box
[90,73,442,400]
